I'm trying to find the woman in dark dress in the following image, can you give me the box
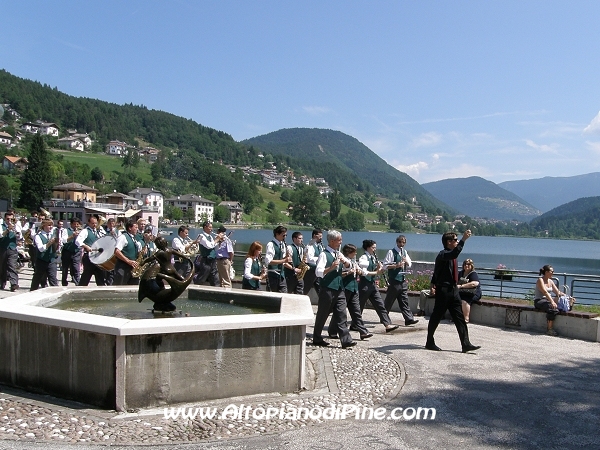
[458,258,482,323]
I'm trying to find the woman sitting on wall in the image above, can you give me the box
[533,265,564,336]
[458,258,482,323]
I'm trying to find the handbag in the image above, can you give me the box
[229,265,235,280]
[458,277,477,295]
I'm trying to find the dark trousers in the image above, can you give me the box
[0,248,19,289]
[302,268,320,295]
[267,271,287,293]
[113,259,139,286]
[313,287,352,346]
[194,256,218,286]
[357,279,393,326]
[174,258,192,279]
[31,258,58,291]
[79,253,106,286]
[329,289,368,336]
[427,285,471,347]
[384,280,415,322]
[61,249,81,286]
[285,271,304,295]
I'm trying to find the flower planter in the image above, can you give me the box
[494,274,513,281]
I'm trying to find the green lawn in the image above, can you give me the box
[51,149,152,180]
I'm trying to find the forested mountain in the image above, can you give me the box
[243,128,453,215]
[499,172,600,213]
[422,176,541,221]
[529,196,600,239]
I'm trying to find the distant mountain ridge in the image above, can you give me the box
[422,176,541,221]
[529,196,600,240]
[243,128,454,214]
[499,172,600,213]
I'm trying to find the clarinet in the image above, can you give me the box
[259,253,269,290]
[372,252,389,288]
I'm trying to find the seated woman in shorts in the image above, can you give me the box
[458,258,482,323]
[533,265,565,336]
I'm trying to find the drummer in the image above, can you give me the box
[76,215,107,286]
[103,217,120,286]
[113,220,142,285]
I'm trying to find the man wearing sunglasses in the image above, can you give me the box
[426,229,481,353]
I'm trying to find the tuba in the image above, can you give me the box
[97,215,107,228]
[40,207,52,219]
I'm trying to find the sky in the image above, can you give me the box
[3,0,600,184]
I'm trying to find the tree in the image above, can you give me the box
[266,201,276,212]
[329,189,341,221]
[280,190,291,202]
[377,208,388,224]
[213,205,230,223]
[290,185,323,225]
[91,166,104,183]
[342,210,365,231]
[18,134,53,211]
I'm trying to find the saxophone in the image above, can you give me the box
[296,244,309,280]
[131,242,150,278]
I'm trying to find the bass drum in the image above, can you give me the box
[89,235,118,271]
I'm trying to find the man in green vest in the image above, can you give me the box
[0,211,21,291]
[61,217,82,286]
[383,235,419,326]
[31,219,59,291]
[194,221,224,286]
[284,231,305,295]
[264,225,290,293]
[303,229,323,296]
[311,230,356,349]
[113,220,141,285]
[76,215,106,286]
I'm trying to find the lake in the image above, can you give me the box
[167,228,600,276]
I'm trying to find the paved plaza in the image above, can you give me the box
[1,268,599,449]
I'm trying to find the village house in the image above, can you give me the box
[20,121,59,136]
[2,155,28,171]
[52,182,98,203]
[0,131,12,147]
[128,187,164,218]
[138,147,159,163]
[165,194,214,223]
[105,140,128,156]
[218,201,243,223]
[57,136,85,151]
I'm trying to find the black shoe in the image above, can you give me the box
[385,325,400,333]
[360,333,373,340]
[328,334,339,339]
[341,341,357,349]
[10,285,19,292]
[312,340,330,347]
[415,309,425,316]
[462,344,481,353]
[425,342,442,351]
[405,319,419,326]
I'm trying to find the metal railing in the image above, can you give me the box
[476,267,600,306]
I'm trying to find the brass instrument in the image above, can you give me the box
[97,215,107,228]
[296,244,309,280]
[131,242,151,278]
[40,207,52,219]
[23,229,33,246]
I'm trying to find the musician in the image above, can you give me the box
[284,231,305,295]
[215,225,234,288]
[25,211,42,271]
[193,221,223,286]
[113,220,142,285]
[61,217,82,286]
[142,225,158,257]
[356,239,400,333]
[311,230,355,349]
[0,211,21,291]
[171,226,196,278]
[303,229,324,296]
[383,235,419,326]
[102,218,120,286]
[327,244,372,340]
[264,225,290,293]
[31,219,59,290]
[135,218,147,246]
[76,215,107,286]
[242,241,266,290]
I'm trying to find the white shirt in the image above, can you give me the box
[198,231,219,250]
[243,257,261,280]
[306,240,324,266]
[75,226,106,248]
[34,229,57,253]
[315,246,351,278]
[172,235,191,252]
[383,246,412,269]
[115,233,142,252]
[264,239,286,266]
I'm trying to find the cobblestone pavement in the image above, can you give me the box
[1,268,600,448]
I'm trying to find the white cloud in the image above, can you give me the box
[585,141,600,153]
[411,132,442,148]
[395,161,429,179]
[583,111,600,134]
[525,139,559,154]
[302,106,331,115]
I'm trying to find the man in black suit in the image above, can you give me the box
[426,229,481,353]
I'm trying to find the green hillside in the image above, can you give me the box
[422,176,541,221]
[529,196,600,239]
[243,128,453,216]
